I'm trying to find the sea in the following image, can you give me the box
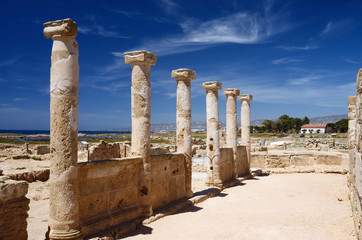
[0,130,131,135]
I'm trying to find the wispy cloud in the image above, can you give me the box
[1,104,9,107]
[287,75,321,85]
[78,15,128,39]
[272,57,304,65]
[158,0,179,15]
[116,1,293,56]
[0,56,21,67]
[14,98,28,102]
[342,57,359,64]
[277,44,318,51]
[319,19,353,37]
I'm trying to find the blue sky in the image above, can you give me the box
[0,0,361,130]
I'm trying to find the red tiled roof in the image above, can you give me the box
[301,124,327,128]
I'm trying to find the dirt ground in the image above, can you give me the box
[124,174,356,240]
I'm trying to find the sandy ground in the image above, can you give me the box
[123,174,356,240]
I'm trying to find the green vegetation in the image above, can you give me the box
[150,138,171,144]
[192,132,207,139]
[326,119,348,133]
[31,156,42,161]
[252,115,310,133]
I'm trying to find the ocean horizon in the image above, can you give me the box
[0,130,131,135]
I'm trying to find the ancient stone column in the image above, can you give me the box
[172,68,195,198]
[224,88,240,179]
[203,81,222,186]
[44,19,82,240]
[124,50,156,216]
[239,94,252,175]
[239,95,253,145]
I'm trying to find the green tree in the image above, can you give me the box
[294,118,303,132]
[335,119,348,133]
[302,116,310,125]
[262,120,273,132]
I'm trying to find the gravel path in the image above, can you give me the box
[123,174,356,240]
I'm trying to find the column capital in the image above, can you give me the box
[239,94,253,102]
[203,81,222,91]
[124,50,157,65]
[171,68,196,81]
[223,88,240,96]
[44,18,78,39]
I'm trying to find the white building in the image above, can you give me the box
[300,124,326,133]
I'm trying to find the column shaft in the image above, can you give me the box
[224,89,239,179]
[44,18,82,240]
[241,101,251,145]
[203,82,222,186]
[172,68,195,198]
[125,50,156,216]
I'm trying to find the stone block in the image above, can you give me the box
[266,155,290,168]
[290,155,315,166]
[36,145,50,155]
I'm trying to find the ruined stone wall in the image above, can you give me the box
[77,157,143,237]
[218,148,234,183]
[76,153,188,237]
[150,153,186,209]
[236,145,249,176]
[88,140,121,161]
[0,177,29,240]
[251,151,348,169]
[349,85,362,238]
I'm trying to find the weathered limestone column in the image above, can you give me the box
[172,68,195,198]
[239,94,252,175]
[44,19,82,240]
[124,50,156,216]
[224,88,240,179]
[203,82,222,186]
[239,94,253,145]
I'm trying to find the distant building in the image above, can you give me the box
[300,124,326,133]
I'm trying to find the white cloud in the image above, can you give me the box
[319,19,352,37]
[272,57,304,65]
[277,44,318,51]
[14,98,28,102]
[287,75,321,85]
[78,16,128,39]
[119,1,293,56]
[0,56,21,67]
[158,0,179,15]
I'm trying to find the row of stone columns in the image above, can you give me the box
[203,81,253,186]
[44,17,252,239]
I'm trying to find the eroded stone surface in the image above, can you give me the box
[173,68,195,198]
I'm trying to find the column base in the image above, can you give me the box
[49,228,82,240]
[185,190,194,198]
[141,204,153,217]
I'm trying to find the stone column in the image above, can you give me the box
[239,94,252,175]
[124,50,157,216]
[44,19,82,240]
[224,88,240,179]
[203,82,222,186]
[172,68,195,198]
[239,94,252,145]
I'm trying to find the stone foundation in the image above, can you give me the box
[251,151,348,169]
[76,153,187,238]
[0,177,29,240]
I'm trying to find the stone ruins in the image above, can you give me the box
[1,17,362,240]
[0,18,252,240]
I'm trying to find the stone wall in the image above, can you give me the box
[150,153,186,209]
[349,72,362,239]
[78,157,143,237]
[236,145,249,176]
[219,148,234,183]
[0,176,29,240]
[76,153,187,237]
[88,140,121,161]
[251,151,348,169]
